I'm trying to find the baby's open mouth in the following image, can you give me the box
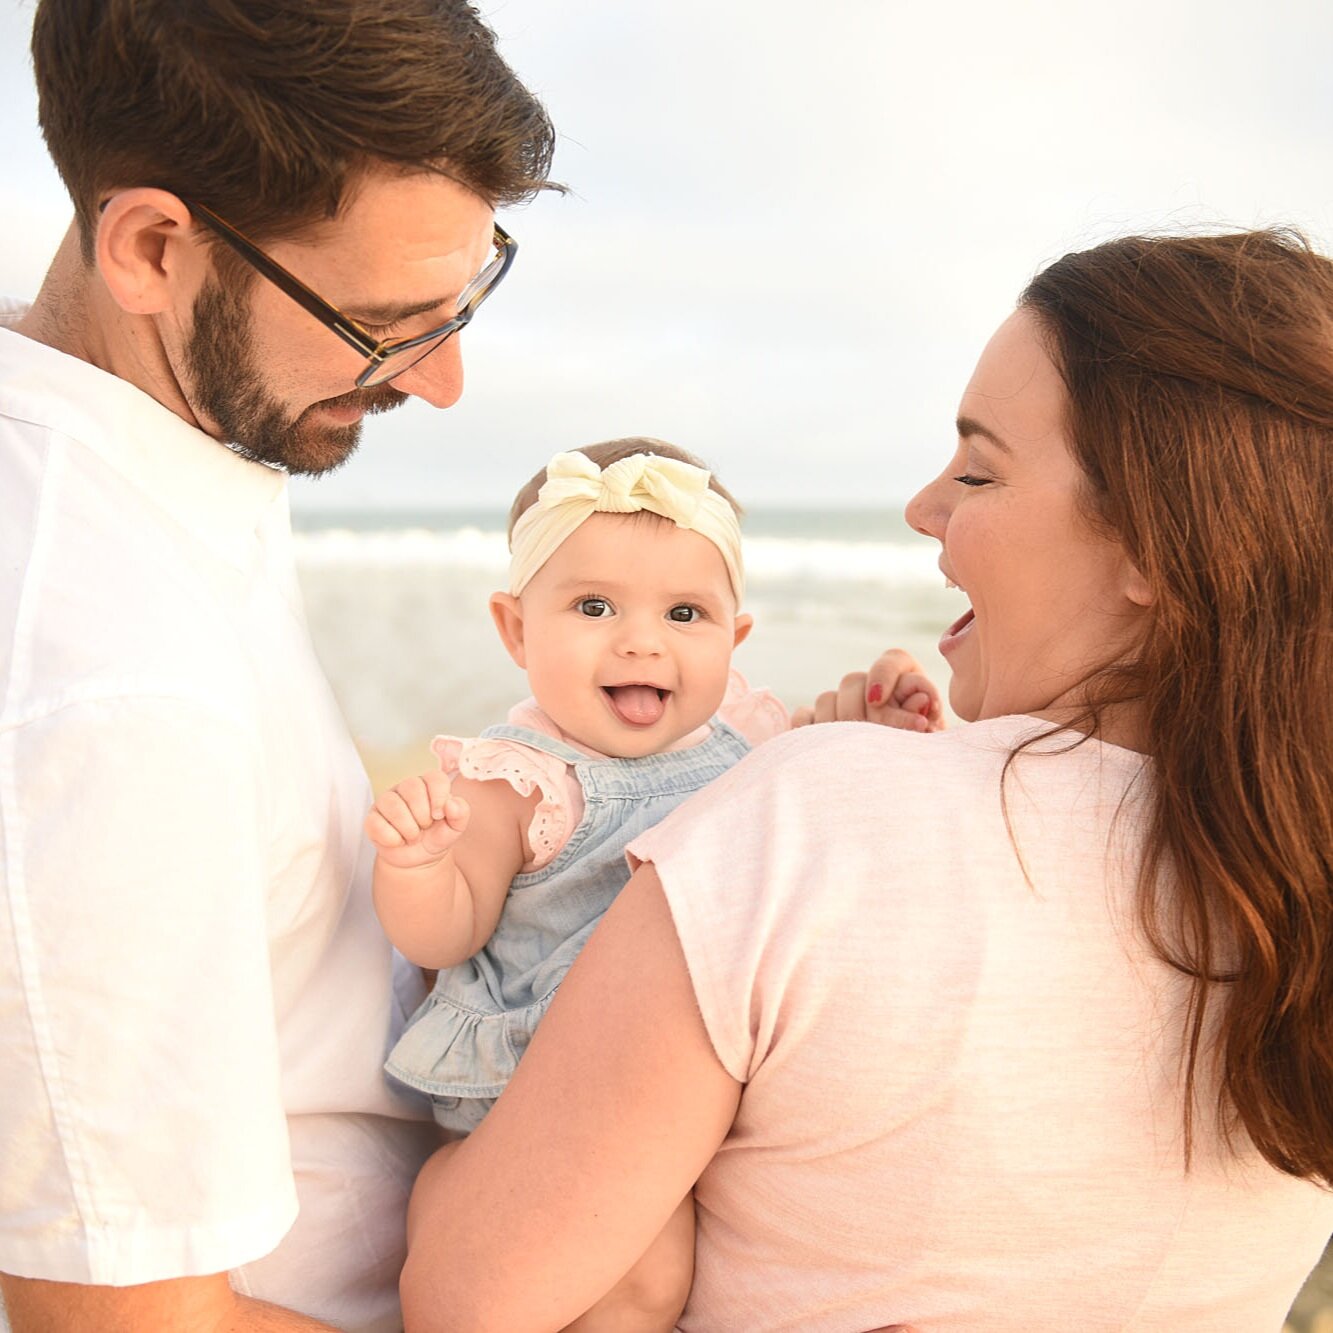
[602,684,669,726]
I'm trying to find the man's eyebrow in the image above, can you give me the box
[956,415,1012,454]
[345,296,450,325]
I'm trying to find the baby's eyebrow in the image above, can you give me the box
[553,578,727,605]
[553,577,625,592]
[956,415,1012,454]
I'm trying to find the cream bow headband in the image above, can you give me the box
[508,450,744,602]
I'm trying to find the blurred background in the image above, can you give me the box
[6,0,1330,511]
[4,1,1331,1321]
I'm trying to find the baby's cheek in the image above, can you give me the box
[700,664,734,719]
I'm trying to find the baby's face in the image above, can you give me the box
[492,512,750,757]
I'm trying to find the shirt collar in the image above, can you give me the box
[0,300,287,571]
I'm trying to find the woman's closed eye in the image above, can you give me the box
[952,473,994,488]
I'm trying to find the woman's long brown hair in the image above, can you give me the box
[1020,230,1333,1182]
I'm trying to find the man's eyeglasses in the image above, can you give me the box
[183,198,516,388]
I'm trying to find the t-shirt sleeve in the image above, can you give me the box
[0,695,298,1285]
[627,727,842,1083]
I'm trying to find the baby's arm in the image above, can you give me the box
[791,647,945,731]
[367,772,535,969]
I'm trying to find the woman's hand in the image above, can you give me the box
[792,648,945,732]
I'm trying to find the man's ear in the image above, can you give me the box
[732,612,753,649]
[95,188,199,316]
[489,592,527,668]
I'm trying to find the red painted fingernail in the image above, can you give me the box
[867,683,884,704]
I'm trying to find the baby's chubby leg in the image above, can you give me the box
[561,1192,695,1333]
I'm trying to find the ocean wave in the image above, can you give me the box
[291,526,944,588]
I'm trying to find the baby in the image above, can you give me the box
[368,438,940,1330]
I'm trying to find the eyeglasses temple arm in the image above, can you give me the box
[184,199,380,357]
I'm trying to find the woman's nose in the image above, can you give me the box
[905,472,949,540]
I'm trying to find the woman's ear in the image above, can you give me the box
[95,188,199,316]
[1125,561,1154,608]
[489,592,527,668]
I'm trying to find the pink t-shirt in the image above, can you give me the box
[630,716,1333,1332]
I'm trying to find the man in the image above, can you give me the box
[0,1,556,1328]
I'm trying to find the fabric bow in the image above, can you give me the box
[538,450,711,527]
[508,450,744,601]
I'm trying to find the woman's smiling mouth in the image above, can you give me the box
[939,607,975,654]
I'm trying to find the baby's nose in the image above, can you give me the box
[614,615,665,655]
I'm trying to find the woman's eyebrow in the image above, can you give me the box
[956,415,1012,454]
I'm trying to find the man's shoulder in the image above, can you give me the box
[0,431,269,744]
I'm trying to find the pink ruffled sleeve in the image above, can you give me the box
[716,669,790,747]
[430,732,579,871]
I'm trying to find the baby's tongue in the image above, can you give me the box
[605,684,666,726]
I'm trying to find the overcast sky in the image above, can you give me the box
[3,0,1330,509]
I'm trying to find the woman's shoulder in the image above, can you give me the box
[759,712,1145,763]
[744,713,1052,774]
[702,714,1148,833]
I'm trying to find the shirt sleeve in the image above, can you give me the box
[627,727,839,1083]
[432,731,579,871]
[0,694,298,1285]
[715,668,791,746]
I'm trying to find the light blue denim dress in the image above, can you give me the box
[384,717,752,1135]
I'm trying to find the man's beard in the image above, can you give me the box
[184,276,408,476]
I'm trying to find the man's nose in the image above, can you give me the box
[391,336,465,409]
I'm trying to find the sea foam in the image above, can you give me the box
[291,525,942,587]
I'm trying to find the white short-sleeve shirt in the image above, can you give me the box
[0,304,435,1331]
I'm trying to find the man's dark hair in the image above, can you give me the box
[32,0,559,259]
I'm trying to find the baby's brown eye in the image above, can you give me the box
[667,605,700,623]
[578,598,611,618]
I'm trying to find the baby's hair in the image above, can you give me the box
[506,437,743,542]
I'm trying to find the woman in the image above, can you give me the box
[399,230,1333,1331]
